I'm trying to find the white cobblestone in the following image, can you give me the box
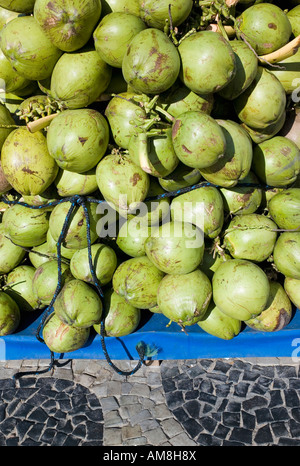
[121,424,142,440]
[160,418,185,438]
[91,383,108,398]
[105,410,124,428]
[169,433,198,446]
[103,427,122,446]
[129,383,150,397]
[144,427,168,445]
[101,396,120,412]
[151,403,174,420]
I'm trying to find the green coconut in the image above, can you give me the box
[198,302,241,340]
[0,16,62,80]
[0,223,26,274]
[54,168,98,197]
[171,111,226,169]
[199,119,253,188]
[212,259,270,321]
[234,67,286,130]
[93,11,147,68]
[48,201,99,250]
[219,171,262,216]
[93,289,140,337]
[54,279,103,328]
[223,213,278,262]
[104,92,147,150]
[34,0,102,52]
[46,108,109,173]
[43,312,90,353]
[0,290,20,336]
[3,204,49,247]
[112,255,164,309]
[268,48,300,95]
[128,127,179,178]
[127,178,170,226]
[122,27,180,95]
[5,265,38,312]
[218,39,258,101]
[70,243,118,285]
[0,1,35,13]
[273,232,300,279]
[50,47,112,109]
[178,30,236,94]
[0,103,15,152]
[252,136,300,187]
[0,47,30,93]
[245,281,292,332]
[157,269,212,327]
[170,186,224,239]
[158,163,201,192]
[116,218,151,257]
[158,82,214,118]
[236,3,292,55]
[32,260,73,307]
[145,220,204,275]
[284,276,300,308]
[95,152,150,217]
[1,127,59,196]
[268,188,300,230]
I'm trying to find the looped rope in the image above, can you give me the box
[1,193,150,378]
[78,196,149,376]
[13,352,68,380]
[0,180,278,378]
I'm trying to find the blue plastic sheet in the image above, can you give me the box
[1,306,300,361]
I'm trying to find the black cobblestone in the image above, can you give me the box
[255,407,273,424]
[185,389,199,400]
[271,421,289,438]
[230,427,253,444]
[215,383,231,398]
[289,419,300,438]
[182,418,203,438]
[241,411,255,430]
[269,390,284,408]
[223,412,240,428]
[284,390,300,408]
[233,382,249,398]
[184,399,201,418]
[291,408,300,423]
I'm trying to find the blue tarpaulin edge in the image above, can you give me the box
[1,307,300,361]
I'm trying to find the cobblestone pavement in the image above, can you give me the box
[0,357,300,446]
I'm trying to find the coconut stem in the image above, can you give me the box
[259,35,300,64]
[27,113,59,133]
[154,105,175,123]
[225,0,239,6]
[206,23,236,37]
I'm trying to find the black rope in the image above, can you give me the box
[0,179,282,379]
[1,194,149,378]
[80,196,148,376]
[35,198,77,344]
[86,180,274,206]
[13,353,71,380]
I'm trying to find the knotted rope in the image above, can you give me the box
[0,180,281,378]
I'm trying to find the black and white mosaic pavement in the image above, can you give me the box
[1,358,300,446]
[0,377,103,446]
[161,359,300,446]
